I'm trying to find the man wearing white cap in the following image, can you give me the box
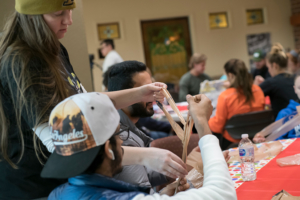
[41,92,237,200]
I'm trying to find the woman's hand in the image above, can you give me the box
[253,133,266,143]
[142,147,188,179]
[160,178,190,196]
[139,82,167,103]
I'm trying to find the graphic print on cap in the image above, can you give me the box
[63,0,75,6]
[49,99,96,156]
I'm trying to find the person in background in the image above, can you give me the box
[179,53,211,102]
[101,39,123,74]
[254,75,300,143]
[209,59,265,150]
[252,50,271,83]
[107,61,180,191]
[255,43,298,118]
[42,93,237,200]
[102,66,112,92]
[287,49,300,74]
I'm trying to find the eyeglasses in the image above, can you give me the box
[113,124,130,141]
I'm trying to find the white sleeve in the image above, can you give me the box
[33,123,54,153]
[102,54,115,73]
[102,51,123,73]
[132,135,237,200]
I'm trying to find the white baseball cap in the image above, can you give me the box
[41,92,120,178]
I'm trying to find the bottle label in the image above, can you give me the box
[239,147,254,157]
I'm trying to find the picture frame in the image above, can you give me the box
[97,22,120,40]
[141,17,192,84]
[246,9,264,25]
[209,12,229,29]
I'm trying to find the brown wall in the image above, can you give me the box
[291,0,300,49]
[82,0,294,92]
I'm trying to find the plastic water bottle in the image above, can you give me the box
[239,134,256,181]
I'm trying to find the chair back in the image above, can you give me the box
[150,134,199,158]
[225,110,274,139]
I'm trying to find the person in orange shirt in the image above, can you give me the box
[209,59,265,150]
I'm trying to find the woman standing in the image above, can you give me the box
[0,1,179,199]
[209,59,265,150]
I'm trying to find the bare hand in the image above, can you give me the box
[160,178,190,196]
[253,133,266,143]
[254,75,265,85]
[142,147,188,179]
[140,82,167,103]
[186,94,213,121]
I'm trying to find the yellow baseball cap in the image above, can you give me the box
[15,0,76,15]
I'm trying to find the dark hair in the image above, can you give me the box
[85,136,117,174]
[107,61,147,91]
[101,39,115,49]
[267,43,288,69]
[102,67,112,89]
[224,59,254,105]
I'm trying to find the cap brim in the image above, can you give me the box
[41,146,101,179]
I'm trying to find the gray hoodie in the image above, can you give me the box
[113,110,169,192]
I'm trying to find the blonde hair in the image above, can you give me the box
[0,12,73,168]
[188,53,207,69]
[267,43,288,69]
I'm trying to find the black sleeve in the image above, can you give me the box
[138,117,172,133]
[259,78,273,96]
[0,56,58,128]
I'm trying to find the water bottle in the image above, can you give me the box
[239,134,256,181]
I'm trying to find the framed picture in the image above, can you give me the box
[246,33,271,56]
[141,17,192,84]
[97,22,120,40]
[246,9,264,25]
[209,12,229,29]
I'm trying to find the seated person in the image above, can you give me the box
[255,43,298,118]
[287,49,300,74]
[107,61,175,189]
[252,50,271,80]
[104,64,171,140]
[209,59,265,150]
[254,75,300,143]
[179,53,211,102]
[41,92,237,200]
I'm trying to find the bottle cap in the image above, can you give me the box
[242,134,249,138]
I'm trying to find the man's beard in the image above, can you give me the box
[111,147,123,176]
[129,102,154,118]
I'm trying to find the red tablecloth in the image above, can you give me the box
[236,138,300,199]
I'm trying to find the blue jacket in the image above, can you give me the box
[275,99,300,140]
[48,174,150,200]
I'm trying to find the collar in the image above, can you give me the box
[118,110,153,146]
[69,173,150,194]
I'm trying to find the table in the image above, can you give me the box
[228,138,300,199]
